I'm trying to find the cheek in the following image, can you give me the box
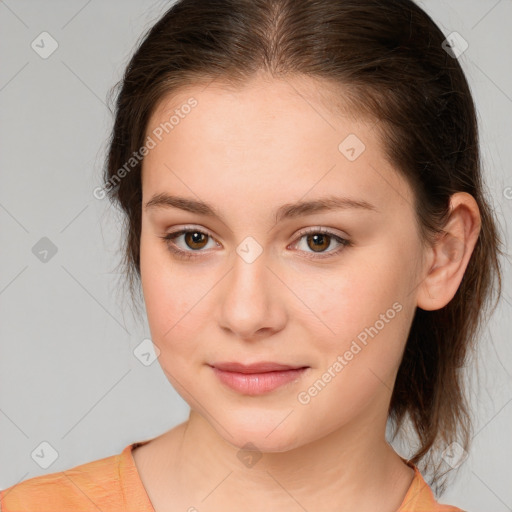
[302,259,405,338]
[140,235,204,350]
[293,264,412,430]
[301,246,415,374]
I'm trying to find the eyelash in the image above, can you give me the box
[159,226,352,261]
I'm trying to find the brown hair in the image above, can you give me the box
[103,0,504,492]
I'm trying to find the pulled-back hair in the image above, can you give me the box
[103,0,504,492]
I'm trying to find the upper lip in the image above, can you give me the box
[210,362,308,373]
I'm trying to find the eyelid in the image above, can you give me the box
[293,225,350,240]
[161,225,351,259]
[164,224,221,254]
[287,226,351,259]
[167,224,218,241]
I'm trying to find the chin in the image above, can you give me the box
[217,414,305,454]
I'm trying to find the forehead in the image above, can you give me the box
[141,75,414,217]
[145,73,365,142]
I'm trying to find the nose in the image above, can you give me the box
[216,251,287,340]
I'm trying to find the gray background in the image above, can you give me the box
[0,1,511,510]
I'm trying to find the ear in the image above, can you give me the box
[416,192,481,311]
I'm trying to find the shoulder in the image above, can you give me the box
[398,465,466,512]
[0,447,125,512]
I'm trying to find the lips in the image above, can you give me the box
[208,361,309,395]
[209,361,308,373]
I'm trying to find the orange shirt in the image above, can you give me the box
[0,439,465,511]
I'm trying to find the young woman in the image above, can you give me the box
[0,0,504,510]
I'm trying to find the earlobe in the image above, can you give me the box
[416,192,481,311]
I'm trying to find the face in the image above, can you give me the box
[139,74,426,453]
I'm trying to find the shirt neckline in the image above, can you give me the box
[120,439,156,512]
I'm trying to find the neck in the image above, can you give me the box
[166,408,414,512]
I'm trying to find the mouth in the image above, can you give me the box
[208,361,309,395]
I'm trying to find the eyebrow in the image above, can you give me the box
[144,192,378,223]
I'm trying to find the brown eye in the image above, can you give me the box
[184,231,209,250]
[306,233,331,252]
[161,228,218,260]
[292,228,351,259]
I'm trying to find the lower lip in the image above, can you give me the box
[211,367,308,395]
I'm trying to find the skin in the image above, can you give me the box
[133,73,481,512]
